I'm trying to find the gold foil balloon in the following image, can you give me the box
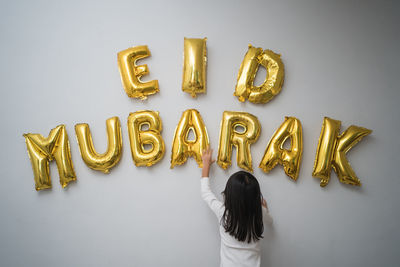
[234,45,284,104]
[312,117,372,187]
[23,125,76,191]
[217,111,261,172]
[259,117,303,180]
[128,110,165,167]
[75,117,122,173]
[171,109,209,168]
[182,38,207,97]
[117,45,159,99]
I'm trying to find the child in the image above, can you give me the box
[201,147,273,267]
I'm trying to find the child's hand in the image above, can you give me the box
[262,198,269,212]
[201,146,215,177]
[202,146,215,167]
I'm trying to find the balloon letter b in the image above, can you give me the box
[234,45,284,104]
[128,110,165,167]
[75,117,122,173]
[217,111,261,172]
[259,117,303,180]
[118,45,159,99]
[23,125,76,191]
[171,109,209,168]
[312,117,372,187]
[182,38,207,97]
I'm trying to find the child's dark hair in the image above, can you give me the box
[222,171,264,243]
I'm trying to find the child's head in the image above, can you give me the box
[222,171,264,243]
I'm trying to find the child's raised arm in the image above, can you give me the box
[200,146,223,218]
[262,197,273,225]
[201,146,215,177]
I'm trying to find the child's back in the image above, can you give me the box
[201,147,273,267]
[201,177,272,267]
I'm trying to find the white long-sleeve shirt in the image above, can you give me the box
[201,177,273,267]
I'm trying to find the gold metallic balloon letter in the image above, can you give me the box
[234,45,284,104]
[217,111,261,172]
[312,117,372,187]
[171,109,209,168]
[118,45,159,99]
[23,125,76,191]
[182,38,207,97]
[259,117,303,180]
[75,117,122,173]
[128,110,165,167]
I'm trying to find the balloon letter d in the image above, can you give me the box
[234,45,284,104]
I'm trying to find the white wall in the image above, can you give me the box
[1,0,399,266]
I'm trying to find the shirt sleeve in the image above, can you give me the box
[262,206,273,226]
[200,177,224,219]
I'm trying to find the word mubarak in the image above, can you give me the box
[23,109,371,191]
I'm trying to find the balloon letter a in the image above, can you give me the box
[259,117,303,180]
[171,109,209,168]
